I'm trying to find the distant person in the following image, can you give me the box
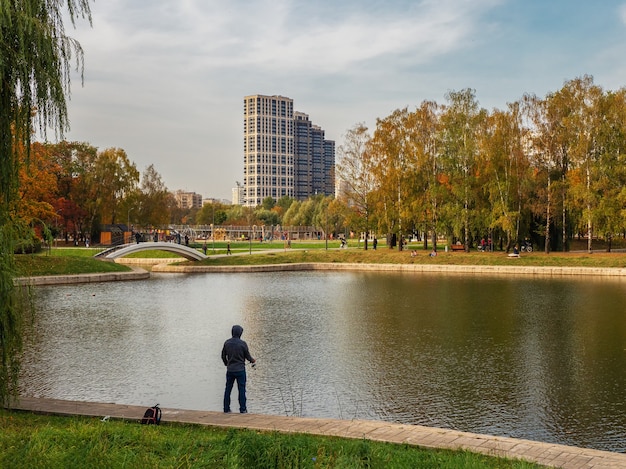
[373,237,377,250]
[184,234,189,246]
[429,248,437,257]
[221,325,256,413]
[153,232,158,242]
[227,242,232,255]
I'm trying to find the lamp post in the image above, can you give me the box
[212,204,215,253]
[325,202,328,251]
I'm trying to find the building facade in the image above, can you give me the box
[243,95,294,207]
[174,190,203,209]
[242,94,334,206]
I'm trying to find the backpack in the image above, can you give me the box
[140,404,162,425]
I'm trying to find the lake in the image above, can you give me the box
[20,271,626,452]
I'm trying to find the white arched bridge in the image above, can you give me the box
[95,242,208,261]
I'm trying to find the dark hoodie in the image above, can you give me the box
[221,325,255,372]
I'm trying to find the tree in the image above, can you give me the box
[17,142,59,227]
[136,164,170,228]
[479,102,530,251]
[47,141,97,240]
[335,124,375,249]
[439,89,483,250]
[369,109,413,250]
[402,101,441,250]
[90,148,139,225]
[0,0,92,405]
[261,196,276,211]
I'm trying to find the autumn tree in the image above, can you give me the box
[369,109,412,249]
[17,142,59,229]
[0,0,92,405]
[335,124,375,249]
[47,141,96,241]
[89,148,139,226]
[592,88,626,250]
[135,164,170,228]
[478,102,531,251]
[404,101,442,250]
[439,89,484,250]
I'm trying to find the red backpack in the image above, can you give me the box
[140,404,162,424]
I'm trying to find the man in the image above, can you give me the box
[221,325,256,413]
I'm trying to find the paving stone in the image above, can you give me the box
[6,397,626,469]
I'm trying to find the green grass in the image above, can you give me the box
[14,253,131,277]
[12,239,626,277]
[186,247,626,269]
[0,410,545,468]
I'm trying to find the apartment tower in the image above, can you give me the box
[243,95,294,207]
[243,94,334,206]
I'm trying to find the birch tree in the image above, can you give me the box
[336,124,375,249]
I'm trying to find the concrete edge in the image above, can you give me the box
[6,397,626,469]
[14,266,150,286]
[151,262,626,277]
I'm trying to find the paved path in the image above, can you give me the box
[8,397,626,468]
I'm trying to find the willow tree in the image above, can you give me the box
[0,0,91,405]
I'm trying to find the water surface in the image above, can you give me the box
[20,271,626,452]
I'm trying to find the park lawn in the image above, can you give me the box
[12,239,626,276]
[0,410,545,469]
[188,248,626,269]
[14,252,131,277]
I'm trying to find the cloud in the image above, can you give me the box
[61,0,507,199]
[620,3,626,25]
[79,0,499,75]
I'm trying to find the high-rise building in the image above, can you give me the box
[243,95,294,207]
[294,112,335,200]
[242,94,334,206]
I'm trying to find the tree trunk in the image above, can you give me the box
[587,163,592,253]
[545,176,551,254]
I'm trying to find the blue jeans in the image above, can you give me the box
[224,370,247,413]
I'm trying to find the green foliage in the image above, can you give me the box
[0,0,92,406]
[255,208,280,226]
[261,196,276,210]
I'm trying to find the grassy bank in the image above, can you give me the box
[14,251,131,277]
[0,410,544,468]
[13,242,626,276]
[189,248,626,268]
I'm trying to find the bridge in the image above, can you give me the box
[95,242,208,261]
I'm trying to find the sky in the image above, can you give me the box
[55,0,626,201]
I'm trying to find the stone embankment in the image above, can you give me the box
[152,262,626,277]
[14,266,149,286]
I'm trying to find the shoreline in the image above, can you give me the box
[152,261,626,277]
[14,261,626,286]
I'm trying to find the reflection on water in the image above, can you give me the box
[20,271,626,452]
